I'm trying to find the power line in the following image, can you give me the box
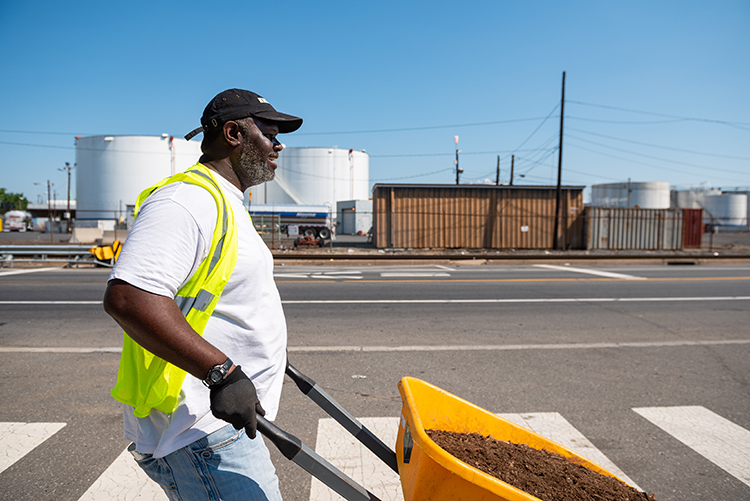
[566,116,688,125]
[567,100,750,130]
[292,117,555,136]
[566,134,750,176]
[567,127,750,160]
[511,104,559,152]
[0,140,74,150]
[0,129,83,136]
[566,141,749,184]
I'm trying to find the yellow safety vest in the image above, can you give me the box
[110,163,239,417]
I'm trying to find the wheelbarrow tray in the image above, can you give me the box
[396,377,629,501]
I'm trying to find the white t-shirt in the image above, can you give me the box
[110,171,287,458]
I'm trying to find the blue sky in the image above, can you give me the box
[1,0,748,204]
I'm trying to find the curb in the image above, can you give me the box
[271,250,750,265]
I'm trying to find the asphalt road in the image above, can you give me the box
[1,263,749,500]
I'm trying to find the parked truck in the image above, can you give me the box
[246,204,333,240]
[2,210,32,232]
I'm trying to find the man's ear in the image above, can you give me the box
[223,121,242,147]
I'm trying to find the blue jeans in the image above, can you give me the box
[129,425,283,501]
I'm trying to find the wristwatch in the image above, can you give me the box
[203,358,233,387]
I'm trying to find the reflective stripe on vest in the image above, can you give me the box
[110,163,239,418]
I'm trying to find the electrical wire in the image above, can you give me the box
[566,141,749,184]
[291,116,555,136]
[566,126,750,161]
[511,104,560,152]
[567,100,750,130]
[566,134,750,176]
[566,116,689,125]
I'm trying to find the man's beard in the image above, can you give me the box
[235,121,275,188]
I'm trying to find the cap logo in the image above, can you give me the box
[257,97,269,104]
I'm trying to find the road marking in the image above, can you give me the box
[500,412,639,489]
[274,271,363,280]
[534,264,646,280]
[3,338,747,355]
[0,267,62,278]
[78,447,167,501]
[434,265,455,271]
[633,406,750,487]
[311,417,401,501]
[379,272,451,277]
[0,422,66,474]
[311,413,642,500]
[0,300,102,305]
[4,295,748,307]
[281,296,750,304]
[288,339,750,353]
[6,408,748,499]
[0,347,122,353]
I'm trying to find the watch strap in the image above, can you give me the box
[203,358,233,387]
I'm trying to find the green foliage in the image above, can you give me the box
[0,188,28,213]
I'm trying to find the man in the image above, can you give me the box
[104,89,302,500]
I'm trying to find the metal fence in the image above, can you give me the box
[0,245,98,268]
[584,208,685,251]
[372,184,586,250]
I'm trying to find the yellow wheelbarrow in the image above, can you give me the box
[260,365,631,501]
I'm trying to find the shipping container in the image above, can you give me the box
[585,207,684,250]
[682,208,703,248]
[372,184,585,249]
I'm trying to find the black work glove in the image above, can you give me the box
[209,366,265,439]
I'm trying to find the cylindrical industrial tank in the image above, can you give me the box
[703,194,748,226]
[670,188,721,209]
[75,135,202,221]
[251,147,369,208]
[591,182,670,209]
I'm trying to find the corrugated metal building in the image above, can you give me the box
[584,207,685,250]
[372,184,585,249]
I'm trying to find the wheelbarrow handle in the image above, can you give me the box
[257,415,382,501]
[286,362,399,473]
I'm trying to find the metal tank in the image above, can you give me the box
[591,181,670,209]
[670,187,721,210]
[703,194,748,227]
[251,147,370,209]
[75,135,202,221]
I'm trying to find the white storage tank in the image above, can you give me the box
[251,147,369,209]
[703,194,748,227]
[76,135,202,221]
[591,181,670,209]
[670,188,721,209]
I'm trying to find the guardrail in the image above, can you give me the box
[0,245,101,268]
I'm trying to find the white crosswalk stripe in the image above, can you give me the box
[310,417,402,501]
[309,412,643,500]
[3,406,749,500]
[0,422,66,474]
[533,264,646,280]
[499,412,640,489]
[78,447,167,501]
[634,405,750,487]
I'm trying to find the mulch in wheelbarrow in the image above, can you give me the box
[427,430,656,501]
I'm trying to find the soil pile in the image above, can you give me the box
[427,430,655,501]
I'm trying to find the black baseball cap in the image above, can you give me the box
[185,89,303,140]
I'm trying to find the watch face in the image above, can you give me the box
[209,370,223,384]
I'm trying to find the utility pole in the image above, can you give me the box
[454,135,462,185]
[34,180,54,243]
[59,162,73,232]
[509,155,515,186]
[553,71,566,250]
[495,156,500,186]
